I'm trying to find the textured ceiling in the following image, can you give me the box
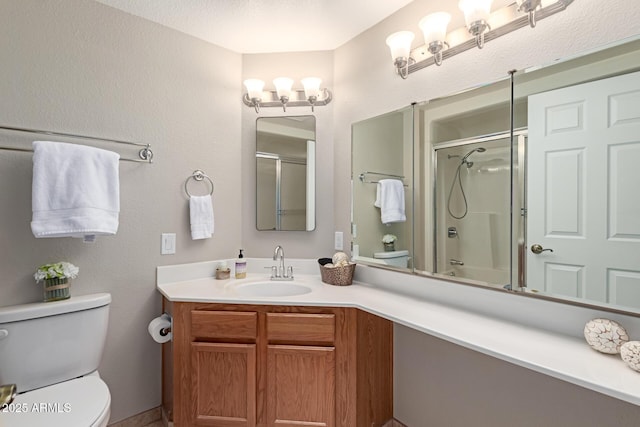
[94,0,415,53]
[94,0,517,54]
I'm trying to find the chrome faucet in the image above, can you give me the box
[272,245,293,280]
[449,258,464,266]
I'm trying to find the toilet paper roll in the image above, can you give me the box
[148,313,172,343]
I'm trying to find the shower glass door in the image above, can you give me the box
[433,134,513,286]
[256,156,307,231]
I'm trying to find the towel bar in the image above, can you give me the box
[358,171,408,186]
[0,124,154,163]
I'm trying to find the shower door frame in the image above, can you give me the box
[256,152,307,231]
[432,130,527,284]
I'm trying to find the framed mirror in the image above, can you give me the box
[256,116,315,231]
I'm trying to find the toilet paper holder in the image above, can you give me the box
[148,312,173,343]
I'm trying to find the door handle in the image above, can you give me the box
[531,244,553,254]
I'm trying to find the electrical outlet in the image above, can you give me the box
[161,233,176,255]
[334,231,343,250]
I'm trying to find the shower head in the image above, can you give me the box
[461,147,486,167]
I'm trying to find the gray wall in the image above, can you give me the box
[395,325,640,426]
[0,0,241,422]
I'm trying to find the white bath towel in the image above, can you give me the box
[31,141,120,239]
[375,179,406,224]
[190,195,214,239]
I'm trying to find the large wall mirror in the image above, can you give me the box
[512,37,640,312]
[351,107,414,271]
[351,35,640,314]
[256,116,315,231]
[417,78,513,287]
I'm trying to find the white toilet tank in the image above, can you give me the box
[373,249,410,268]
[0,293,111,393]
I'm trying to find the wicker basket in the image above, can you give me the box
[319,262,356,286]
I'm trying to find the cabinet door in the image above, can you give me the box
[191,342,256,427]
[266,345,335,427]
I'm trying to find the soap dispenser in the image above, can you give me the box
[235,249,247,279]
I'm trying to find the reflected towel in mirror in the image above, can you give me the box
[375,179,406,224]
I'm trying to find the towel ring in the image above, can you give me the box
[184,170,214,198]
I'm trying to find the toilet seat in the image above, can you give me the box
[0,376,110,427]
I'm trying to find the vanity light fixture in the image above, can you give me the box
[301,77,322,112]
[419,12,451,66]
[242,78,333,113]
[516,0,542,27]
[385,0,574,77]
[385,31,416,79]
[459,0,493,49]
[243,79,265,113]
[273,77,294,112]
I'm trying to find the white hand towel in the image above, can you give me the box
[377,179,406,224]
[31,141,120,239]
[190,195,214,240]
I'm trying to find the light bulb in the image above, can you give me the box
[385,31,415,62]
[243,79,264,100]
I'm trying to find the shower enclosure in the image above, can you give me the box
[433,133,515,285]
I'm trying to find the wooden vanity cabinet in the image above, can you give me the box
[162,301,393,427]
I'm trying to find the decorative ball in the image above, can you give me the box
[332,252,349,265]
[583,318,629,354]
[621,341,640,372]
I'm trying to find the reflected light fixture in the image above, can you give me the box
[516,0,542,27]
[386,31,415,79]
[243,79,265,113]
[419,12,451,66]
[459,0,493,49]
[301,77,322,112]
[242,78,332,113]
[273,77,294,112]
[385,0,574,78]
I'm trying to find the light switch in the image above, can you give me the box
[334,231,343,251]
[161,233,176,255]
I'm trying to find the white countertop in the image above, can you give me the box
[157,259,640,407]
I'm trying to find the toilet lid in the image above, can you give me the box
[373,249,409,259]
[0,376,110,427]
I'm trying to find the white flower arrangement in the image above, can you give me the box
[34,262,79,282]
[382,234,397,244]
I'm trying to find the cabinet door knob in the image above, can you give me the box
[531,244,553,254]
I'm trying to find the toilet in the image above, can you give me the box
[372,249,410,268]
[0,293,111,427]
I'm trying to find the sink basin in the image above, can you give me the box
[234,281,312,297]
